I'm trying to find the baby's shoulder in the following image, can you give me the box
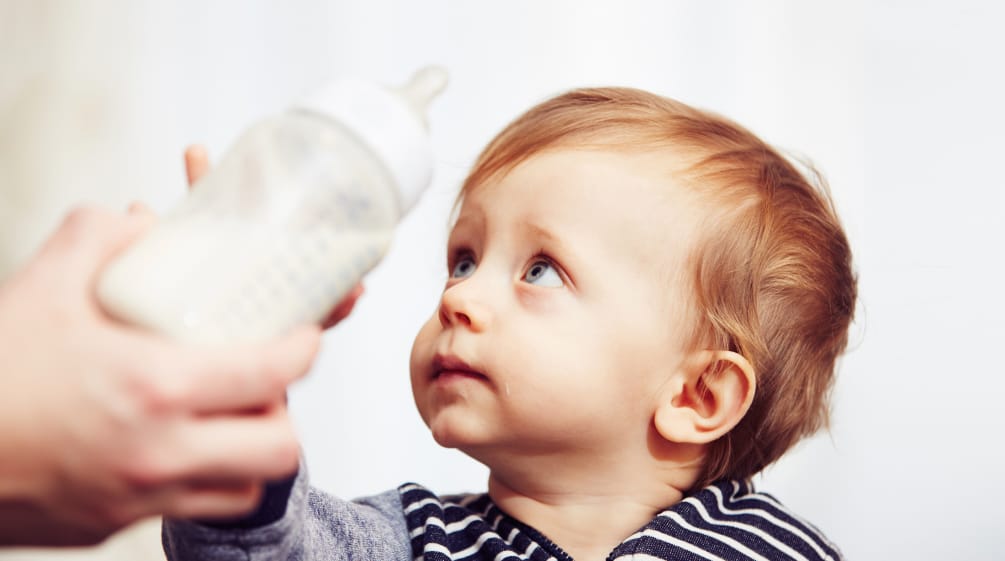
[639,480,842,561]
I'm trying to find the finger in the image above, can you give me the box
[184,145,210,188]
[167,406,301,481]
[320,283,364,329]
[179,325,322,413]
[161,481,264,521]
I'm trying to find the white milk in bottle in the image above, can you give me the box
[98,67,447,344]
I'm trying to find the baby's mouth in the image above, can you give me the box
[431,354,488,381]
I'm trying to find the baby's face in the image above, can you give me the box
[409,149,704,465]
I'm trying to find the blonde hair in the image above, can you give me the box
[460,87,856,489]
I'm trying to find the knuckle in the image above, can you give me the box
[127,366,187,415]
[117,448,173,491]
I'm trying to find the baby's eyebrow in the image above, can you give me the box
[523,223,560,244]
[521,222,578,263]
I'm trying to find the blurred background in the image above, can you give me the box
[1,1,1002,559]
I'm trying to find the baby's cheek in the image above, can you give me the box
[410,313,437,351]
[408,316,438,385]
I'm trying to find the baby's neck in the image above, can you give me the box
[486,465,687,561]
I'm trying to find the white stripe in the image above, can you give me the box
[404,497,441,514]
[623,529,646,542]
[451,530,513,560]
[660,513,771,561]
[410,513,492,541]
[439,510,525,561]
[410,516,444,538]
[422,542,452,558]
[488,510,531,559]
[492,551,523,561]
[614,534,725,561]
[401,483,424,493]
[684,495,807,561]
[485,512,504,536]
[747,491,841,554]
[417,509,557,561]
[406,492,532,560]
[443,514,482,535]
[707,486,835,561]
[611,555,688,561]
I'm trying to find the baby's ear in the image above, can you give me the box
[653,351,756,444]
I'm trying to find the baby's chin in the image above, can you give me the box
[423,408,496,452]
[426,416,472,449]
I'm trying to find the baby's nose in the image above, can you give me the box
[438,283,492,332]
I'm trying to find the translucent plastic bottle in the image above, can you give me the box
[97,67,447,344]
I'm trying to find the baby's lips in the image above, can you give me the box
[431,353,486,379]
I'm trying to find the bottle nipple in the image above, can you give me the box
[395,66,449,128]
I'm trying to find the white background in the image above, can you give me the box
[2,2,1003,560]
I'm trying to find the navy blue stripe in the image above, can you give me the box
[720,488,839,560]
[700,482,838,560]
[621,530,752,560]
[483,503,573,561]
[668,499,796,559]
[620,534,738,561]
[399,481,841,561]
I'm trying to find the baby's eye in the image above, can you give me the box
[523,260,563,287]
[451,256,477,279]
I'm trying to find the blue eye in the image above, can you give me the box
[451,256,477,279]
[523,260,563,287]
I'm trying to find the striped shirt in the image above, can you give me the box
[401,480,842,561]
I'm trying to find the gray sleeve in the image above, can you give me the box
[162,465,411,561]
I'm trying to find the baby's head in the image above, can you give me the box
[410,87,856,492]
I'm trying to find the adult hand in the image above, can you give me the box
[0,147,360,546]
[0,206,318,546]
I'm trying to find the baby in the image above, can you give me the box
[164,87,855,561]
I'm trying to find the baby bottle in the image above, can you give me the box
[97,66,447,344]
